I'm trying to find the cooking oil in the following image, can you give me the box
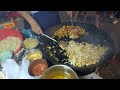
[47,71,72,79]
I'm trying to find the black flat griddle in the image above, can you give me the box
[38,22,115,76]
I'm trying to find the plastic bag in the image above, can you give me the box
[21,29,38,39]
[1,58,41,79]
[17,57,41,79]
[1,59,20,79]
[17,57,35,79]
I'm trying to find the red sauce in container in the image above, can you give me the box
[28,59,48,76]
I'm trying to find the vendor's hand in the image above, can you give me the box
[66,11,72,17]
[31,22,43,35]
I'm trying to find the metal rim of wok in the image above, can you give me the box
[38,22,115,76]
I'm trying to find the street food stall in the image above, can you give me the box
[0,11,118,79]
[0,21,115,79]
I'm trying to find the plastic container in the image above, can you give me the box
[28,59,48,77]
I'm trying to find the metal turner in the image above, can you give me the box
[42,34,57,42]
[42,34,67,50]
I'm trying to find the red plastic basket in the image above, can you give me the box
[0,29,23,53]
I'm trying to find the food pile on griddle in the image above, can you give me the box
[46,26,108,68]
[52,25,87,39]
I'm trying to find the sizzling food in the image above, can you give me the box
[53,26,87,39]
[64,40,108,67]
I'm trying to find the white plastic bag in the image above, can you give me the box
[1,59,20,79]
[17,57,36,79]
[1,58,41,79]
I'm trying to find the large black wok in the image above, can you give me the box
[39,22,115,76]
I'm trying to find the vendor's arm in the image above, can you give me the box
[18,11,43,35]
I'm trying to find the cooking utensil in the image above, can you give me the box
[70,16,74,26]
[42,34,57,42]
[42,34,66,50]
[67,12,78,33]
[67,11,74,26]
[39,22,115,76]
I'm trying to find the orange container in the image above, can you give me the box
[28,59,48,76]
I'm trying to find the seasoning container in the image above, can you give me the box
[28,59,48,77]
[26,49,43,62]
[41,65,79,79]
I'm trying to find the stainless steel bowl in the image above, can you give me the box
[41,65,79,79]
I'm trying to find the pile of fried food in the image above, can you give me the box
[47,40,108,67]
[64,40,108,67]
[49,25,108,67]
[0,36,22,53]
[53,26,87,39]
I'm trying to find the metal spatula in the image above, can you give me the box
[67,11,74,26]
[42,34,57,42]
[70,15,74,26]
[42,34,67,50]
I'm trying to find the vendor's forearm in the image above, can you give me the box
[18,11,38,26]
